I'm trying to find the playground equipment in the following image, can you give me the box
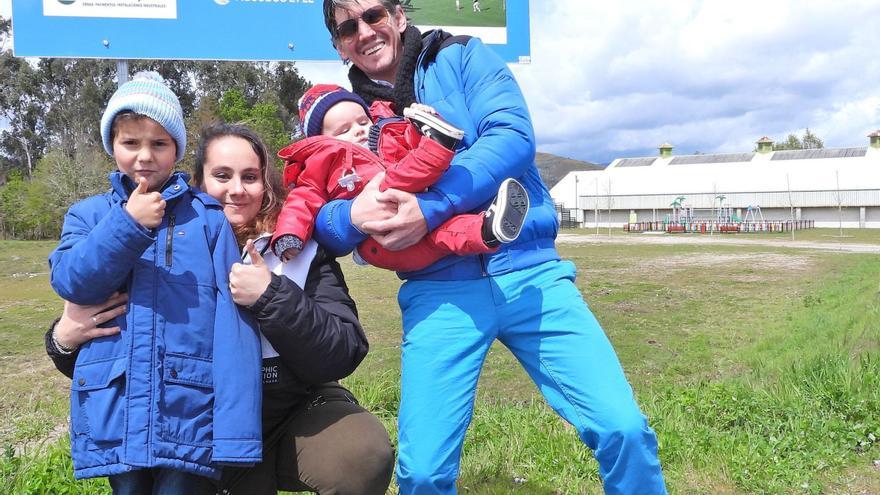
[743,205,765,223]
[625,201,814,234]
[669,196,686,223]
[625,219,815,233]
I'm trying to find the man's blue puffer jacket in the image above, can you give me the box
[49,171,262,480]
[315,30,561,280]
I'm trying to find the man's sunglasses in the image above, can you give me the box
[335,6,390,43]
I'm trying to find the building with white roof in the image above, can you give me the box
[550,132,880,229]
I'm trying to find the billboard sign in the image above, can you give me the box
[42,0,178,19]
[12,0,530,63]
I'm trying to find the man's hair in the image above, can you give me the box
[322,0,402,43]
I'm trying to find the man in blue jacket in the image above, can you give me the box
[315,1,668,493]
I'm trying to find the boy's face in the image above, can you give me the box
[321,101,371,147]
[112,117,177,192]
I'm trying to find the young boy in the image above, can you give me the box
[48,72,262,493]
[272,84,529,273]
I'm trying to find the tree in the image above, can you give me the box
[0,35,309,176]
[0,20,312,239]
[35,145,115,214]
[0,51,119,176]
[0,171,58,239]
[218,89,290,168]
[0,142,113,239]
[195,61,276,106]
[36,58,118,158]
[773,128,825,151]
[0,172,29,237]
[183,97,222,169]
[801,128,824,149]
[0,17,10,52]
[275,63,311,126]
[0,39,48,177]
[193,60,307,139]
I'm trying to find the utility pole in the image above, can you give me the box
[710,184,716,236]
[787,173,795,241]
[836,169,843,238]
[606,177,612,237]
[594,178,599,235]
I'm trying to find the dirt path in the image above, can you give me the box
[556,232,880,254]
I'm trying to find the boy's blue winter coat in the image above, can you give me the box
[49,171,262,480]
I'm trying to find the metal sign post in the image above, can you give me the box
[116,60,128,87]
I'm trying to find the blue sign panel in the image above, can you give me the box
[12,0,530,63]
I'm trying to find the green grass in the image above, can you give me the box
[0,241,69,454]
[643,259,880,493]
[405,0,506,27]
[334,241,880,494]
[1,239,879,494]
[2,440,110,495]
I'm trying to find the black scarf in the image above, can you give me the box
[348,25,423,114]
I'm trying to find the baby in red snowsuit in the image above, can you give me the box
[271,84,528,272]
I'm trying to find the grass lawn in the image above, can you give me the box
[1,235,878,494]
[405,0,506,27]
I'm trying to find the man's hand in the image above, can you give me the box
[361,188,428,251]
[230,239,273,307]
[350,172,396,231]
[125,177,165,228]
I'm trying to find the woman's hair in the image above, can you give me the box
[322,0,403,43]
[193,123,285,247]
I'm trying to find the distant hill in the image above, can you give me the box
[534,152,603,188]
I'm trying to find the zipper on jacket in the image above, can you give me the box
[479,253,487,277]
[147,235,159,464]
[165,214,175,267]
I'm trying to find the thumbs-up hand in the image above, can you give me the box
[125,177,166,229]
[245,239,265,267]
[230,239,273,306]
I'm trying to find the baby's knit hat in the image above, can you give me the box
[298,84,370,138]
[100,71,186,162]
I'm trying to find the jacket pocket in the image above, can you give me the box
[70,357,127,448]
[159,353,214,446]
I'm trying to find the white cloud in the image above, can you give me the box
[515,0,880,163]
[293,61,351,89]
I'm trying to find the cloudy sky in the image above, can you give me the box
[3,0,879,165]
